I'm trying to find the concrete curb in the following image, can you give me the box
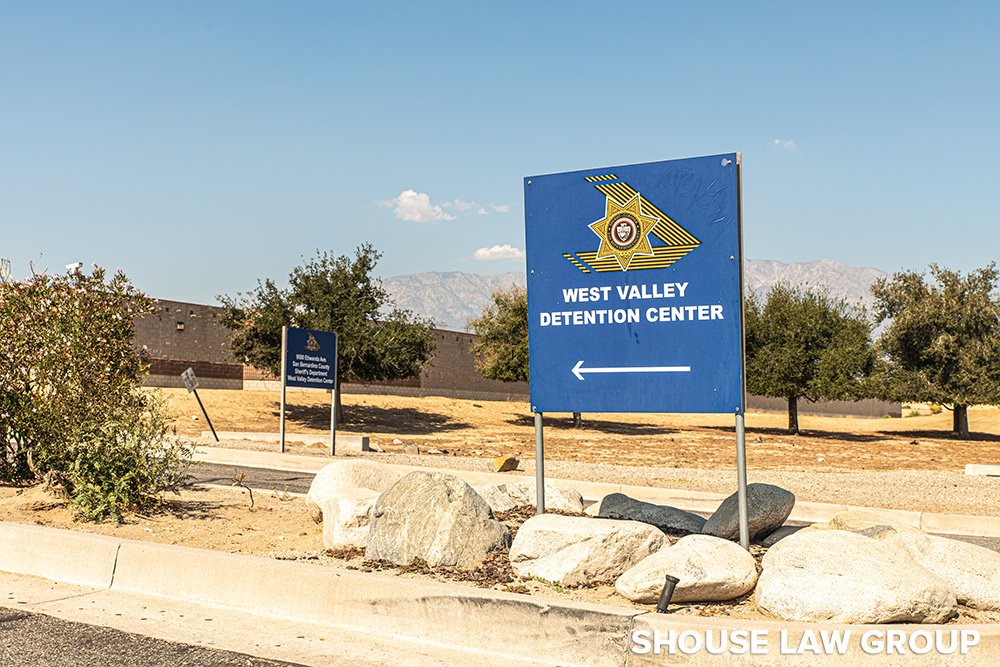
[194,447,1000,537]
[1,522,632,667]
[1,521,999,665]
[965,464,1000,477]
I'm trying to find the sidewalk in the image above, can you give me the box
[194,446,1000,538]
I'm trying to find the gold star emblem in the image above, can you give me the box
[588,193,659,271]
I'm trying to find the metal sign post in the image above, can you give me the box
[534,412,545,515]
[330,335,338,456]
[181,367,218,442]
[279,326,338,455]
[279,326,288,453]
[524,153,750,548]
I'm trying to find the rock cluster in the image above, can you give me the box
[509,514,666,586]
[597,493,706,534]
[702,483,795,540]
[615,535,758,603]
[475,482,584,514]
[755,530,958,624]
[366,471,510,568]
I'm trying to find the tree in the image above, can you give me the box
[871,263,1000,438]
[0,265,191,520]
[745,284,875,434]
[469,286,582,426]
[469,286,529,383]
[218,244,436,420]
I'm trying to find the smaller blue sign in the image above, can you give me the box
[284,327,337,389]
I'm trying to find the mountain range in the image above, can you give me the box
[385,259,886,331]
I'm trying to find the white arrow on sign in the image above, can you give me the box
[571,360,691,381]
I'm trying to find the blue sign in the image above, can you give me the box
[525,154,744,414]
[283,327,337,389]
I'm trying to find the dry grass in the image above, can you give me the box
[160,389,1000,473]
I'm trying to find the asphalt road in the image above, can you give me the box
[0,608,301,667]
[188,462,1000,553]
[191,462,314,494]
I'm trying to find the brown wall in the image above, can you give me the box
[746,395,901,419]
[134,299,899,416]
[135,299,243,389]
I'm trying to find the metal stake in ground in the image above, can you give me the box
[181,367,218,442]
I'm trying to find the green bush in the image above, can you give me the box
[928,403,943,415]
[0,264,191,521]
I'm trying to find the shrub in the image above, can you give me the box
[928,403,943,415]
[0,264,191,520]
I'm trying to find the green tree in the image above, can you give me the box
[745,284,875,434]
[219,244,436,420]
[469,286,529,383]
[0,265,191,521]
[871,263,1000,438]
[469,286,582,426]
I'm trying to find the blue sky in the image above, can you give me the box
[2,1,997,304]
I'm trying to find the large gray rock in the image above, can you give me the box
[365,471,510,568]
[597,493,706,534]
[702,483,795,540]
[887,531,1000,611]
[811,511,921,537]
[474,482,584,514]
[509,514,666,586]
[321,488,379,549]
[305,460,403,523]
[755,530,957,624]
[759,524,811,547]
[615,534,758,603]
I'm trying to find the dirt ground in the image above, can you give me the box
[161,389,1000,472]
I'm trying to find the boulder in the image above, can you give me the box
[304,460,403,523]
[321,488,379,549]
[474,482,584,514]
[615,534,758,603]
[755,530,957,624]
[491,455,519,472]
[509,514,666,586]
[811,511,920,536]
[758,524,811,547]
[887,531,1000,611]
[702,483,795,540]
[597,493,706,534]
[366,471,510,568]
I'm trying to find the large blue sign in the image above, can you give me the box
[525,154,744,414]
[283,327,337,389]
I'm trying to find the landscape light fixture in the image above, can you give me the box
[656,574,681,613]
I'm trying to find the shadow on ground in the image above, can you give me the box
[158,495,230,521]
[706,424,999,443]
[274,402,472,434]
[505,414,679,436]
[705,425,883,443]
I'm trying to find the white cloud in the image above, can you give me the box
[771,138,798,152]
[378,191,511,221]
[377,190,456,222]
[474,244,525,261]
[443,199,477,211]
